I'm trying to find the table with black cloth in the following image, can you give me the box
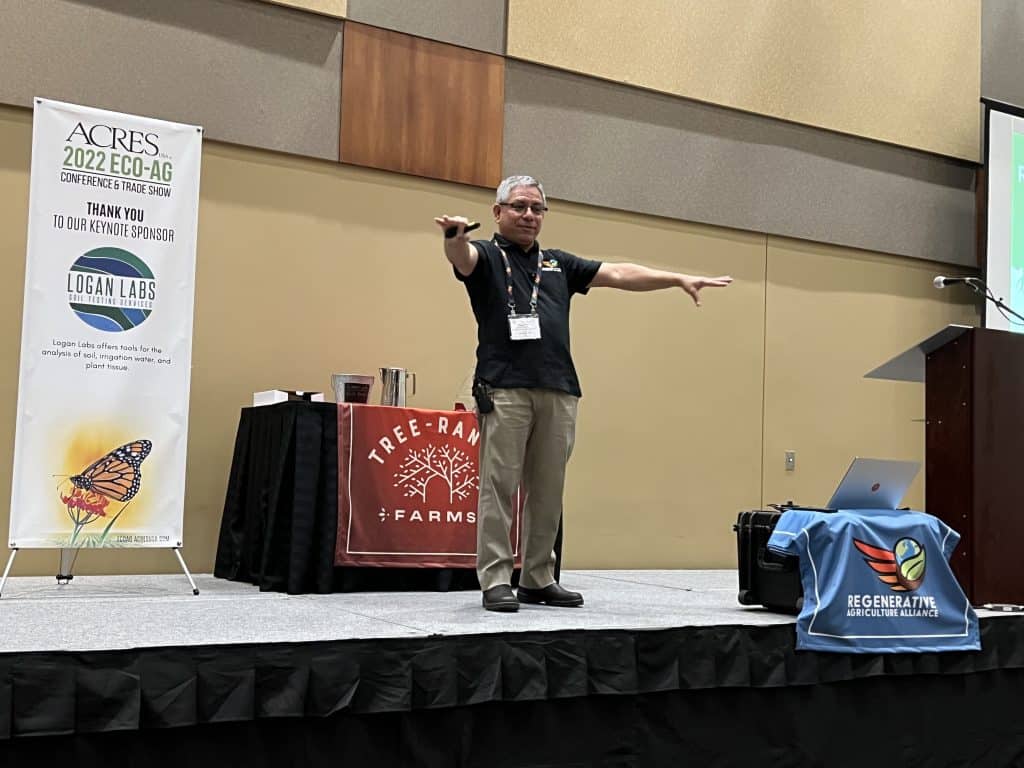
[214,401,561,593]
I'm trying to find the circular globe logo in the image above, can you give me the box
[66,247,156,332]
[894,537,926,591]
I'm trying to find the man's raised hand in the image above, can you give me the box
[434,215,477,241]
[436,215,480,277]
[681,275,733,307]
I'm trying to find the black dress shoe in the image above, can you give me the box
[517,583,584,607]
[482,584,519,612]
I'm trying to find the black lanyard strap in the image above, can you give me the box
[495,240,543,315]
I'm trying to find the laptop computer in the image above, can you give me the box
[825,457,920,510]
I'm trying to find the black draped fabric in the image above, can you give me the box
[2,619,1024,764]
[6,679,1024,768]
[214,401,559,593]
[213,400,336,592]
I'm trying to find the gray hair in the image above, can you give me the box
[496,175,546,205]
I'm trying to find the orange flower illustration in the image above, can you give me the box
[62,488,110,516]
[61,487,112,545]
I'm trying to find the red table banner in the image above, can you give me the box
[336,404,521,568]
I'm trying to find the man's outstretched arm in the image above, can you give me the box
[434,215,479,277]
[589,263,733,306]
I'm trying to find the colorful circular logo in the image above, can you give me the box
[66,247,155,332]
[894,537,926,591]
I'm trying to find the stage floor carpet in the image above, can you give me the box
[0,569,804,651]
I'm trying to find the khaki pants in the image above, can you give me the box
[476,387,579,591]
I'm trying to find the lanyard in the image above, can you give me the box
[495,240,543,315]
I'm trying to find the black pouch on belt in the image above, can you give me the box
[472,379,494,414]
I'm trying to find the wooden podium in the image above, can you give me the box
[868,325,1024,604]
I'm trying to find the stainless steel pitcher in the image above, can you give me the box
[379,367,416,406]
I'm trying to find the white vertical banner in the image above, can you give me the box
[8,99,202,549]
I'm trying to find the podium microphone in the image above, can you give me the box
[934,275,1024,325]
[933,275,976,289]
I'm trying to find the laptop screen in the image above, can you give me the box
[825,458,920,510]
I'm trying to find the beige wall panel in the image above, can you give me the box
[507,0,981,161]
[257,0,346,18]
[0,106,481,576]
[762,237,980,515]
[0,104,762,575]
[543,207,766,570]
[0,0,343,161]
[0,102,980,577]
[0,109,31,570]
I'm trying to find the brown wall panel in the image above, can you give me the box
[340,23,504,187]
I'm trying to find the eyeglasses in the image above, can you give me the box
[499,202,549,216]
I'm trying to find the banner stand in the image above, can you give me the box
[0,546,199,597]
[57,547,77,583]
[172,548,200,595]
[0,550,16,598]
[6,99,202,581]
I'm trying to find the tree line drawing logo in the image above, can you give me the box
[375,443,480,525]
[392,444,478,504]
[66,246,156,332]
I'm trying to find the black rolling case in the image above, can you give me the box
[734,508,806,614]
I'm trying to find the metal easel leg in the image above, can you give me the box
[0,549,18,598]
[56,547,79,584]
[173,548,200,595]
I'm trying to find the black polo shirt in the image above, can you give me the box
[455,233,601,397]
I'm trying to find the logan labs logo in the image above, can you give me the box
[67,247,156,332]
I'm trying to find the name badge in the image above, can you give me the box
[509,313,541,341]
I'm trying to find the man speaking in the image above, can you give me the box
[436,175,732,612]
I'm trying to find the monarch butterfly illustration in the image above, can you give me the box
[69,439,152,502]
